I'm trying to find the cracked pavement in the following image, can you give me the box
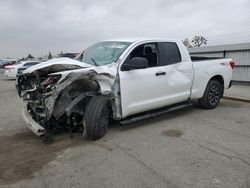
[0,71,250,188]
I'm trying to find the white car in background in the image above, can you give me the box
[0,59,17,68]
[4,60,41,79]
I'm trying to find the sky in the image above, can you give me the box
[0,0,250,58]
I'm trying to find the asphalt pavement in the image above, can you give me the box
[0,71,249,188]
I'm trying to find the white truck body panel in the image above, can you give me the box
[116,38,233,117]
[118,39,194,117]
[191,59,233,99]
[16,38,234,137]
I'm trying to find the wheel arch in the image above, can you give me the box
[208,75,224,97]
[210,75,224,87]
[198,75,224,109]
[52,78,101,119]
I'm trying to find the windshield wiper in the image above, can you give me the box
[91,58,98,66]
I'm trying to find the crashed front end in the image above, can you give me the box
[17,72,58,136]
[16,62,117,138]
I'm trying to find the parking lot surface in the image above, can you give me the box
[224,85,250,101]
[0,71,250,188]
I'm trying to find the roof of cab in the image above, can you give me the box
[104,37,180,43]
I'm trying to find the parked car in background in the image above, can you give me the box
[0,59,17,68]
[4,60,41,79]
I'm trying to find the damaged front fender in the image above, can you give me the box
[16,59,120,136]
[47,65,117,119]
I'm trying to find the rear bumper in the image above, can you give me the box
[22,104,45,136]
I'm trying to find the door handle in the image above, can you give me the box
[155,71,166,76]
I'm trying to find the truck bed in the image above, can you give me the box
[190,56,224,61]
[190,57,233,99]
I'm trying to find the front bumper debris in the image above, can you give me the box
[22,103,45,136]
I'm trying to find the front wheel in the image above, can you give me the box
[84,96,109,140]
[198,80,223,109]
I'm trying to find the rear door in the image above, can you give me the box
[157,42,193,103]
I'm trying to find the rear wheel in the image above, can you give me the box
[198,80,223,109]
[85,96,109,140]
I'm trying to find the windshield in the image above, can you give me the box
[82,41,131,66]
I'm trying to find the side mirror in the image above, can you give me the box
[122,57,148,71]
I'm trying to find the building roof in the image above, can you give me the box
[188,43,250,53]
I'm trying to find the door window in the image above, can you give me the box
[125,43,159,68]
[158,42,181,66]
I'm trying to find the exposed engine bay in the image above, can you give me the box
[16,58,119,142]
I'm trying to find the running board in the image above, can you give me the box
[120,102,193,125]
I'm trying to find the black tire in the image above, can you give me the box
[84,96,109,140]
[198,80,223,109]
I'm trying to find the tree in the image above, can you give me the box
[48,52,52,59]
[26,54,34,60]
[191,35,207,47]
[182,38,193,48]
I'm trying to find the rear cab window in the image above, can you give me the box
[158,42,182,66]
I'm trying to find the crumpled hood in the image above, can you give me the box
[53,64,118,93]
[51,64,117,79]
[20,57,118,94]
[23,57,91,74]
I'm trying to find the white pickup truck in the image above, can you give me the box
[16,38,235,142]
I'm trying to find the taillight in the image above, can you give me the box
[229,61,235,69]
